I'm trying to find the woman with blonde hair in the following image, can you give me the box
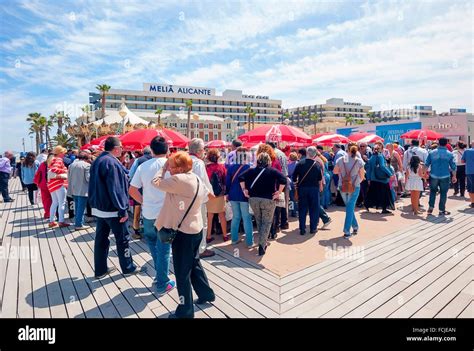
[47,146,70,228]
[153,151,215,318]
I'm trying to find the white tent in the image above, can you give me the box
[92,103,148,126]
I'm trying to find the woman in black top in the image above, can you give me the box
[239,152,286,256]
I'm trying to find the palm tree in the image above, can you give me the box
[81,105,91,123]
[26,112,43,153]
[37,115,48,146]
[96,84,111,119]
[52,134,76,149]
[46,115,55,148]
[309,113,318,135]
[250,111,257,130]
[154,107,163,127]
[366,111,375,123]
[185,99,193,137]
[345,114,355,126]
[52,111,71,136]
[244,105,253,131]
[301,111,308,131]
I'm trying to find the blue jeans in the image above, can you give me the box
[340,186,360,235]
[298,186,320,232]
[322,172,332,208]
[429,177,450,211]
[73,195,88,227]
[230,201,254,246]
[143,218,172,292]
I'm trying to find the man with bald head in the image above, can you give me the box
[0,151,14,202]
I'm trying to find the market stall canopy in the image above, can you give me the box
[239,124,312,144]
[400,129,443,141]
[91,104,148,126]
[119,128,189,151]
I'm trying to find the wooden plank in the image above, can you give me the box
[280,216,471,316]
[37,206,103,319]
[65,226,140,318]
[1,181,24,317]
[362,245,473,318]
[435,281,473,318]
[281,212,467,291]
[0,178,19,316]
[411,266,473,318]
[59,226,121,318]
[457,301,473,319]
[288,220,471,317]
[16,197,35,318]
[280,211,455,284]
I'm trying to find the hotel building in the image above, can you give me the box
[89,83,282,127]
[282,98,372,132]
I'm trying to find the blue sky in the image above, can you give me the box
[0,0,472,151]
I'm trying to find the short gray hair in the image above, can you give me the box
[189,138,205,154]
[143,146,152,154]
[306,146,317,159]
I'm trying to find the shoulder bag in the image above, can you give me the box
[374,155,390,181]
[157,176,200,244]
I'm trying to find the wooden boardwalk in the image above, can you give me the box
[1,178,472,318]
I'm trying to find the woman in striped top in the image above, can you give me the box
[47,146,71,228]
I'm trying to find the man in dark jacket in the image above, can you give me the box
[89,137,138,279]
[292,146,323,235]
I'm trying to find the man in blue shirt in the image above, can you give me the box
[461,141,474,208]
[425,138,457,215]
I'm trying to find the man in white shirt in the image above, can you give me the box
[129,136,175,295]
[403,139,428,170]
[189,138,216,258]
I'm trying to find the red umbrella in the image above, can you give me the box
[239,124,312,144]
[313,133,350,145]
[311,132,332,140]
[205,140,230,148]
[90,134,118,146]
[349,133,384,143]
[119,128,189,151]
[400,129,443,141]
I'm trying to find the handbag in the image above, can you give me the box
[294,161,316,201]
[374,155,390,181]
[157,176,200,244]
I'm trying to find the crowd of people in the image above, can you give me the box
[1,135,473,318]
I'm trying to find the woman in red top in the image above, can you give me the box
[205,149,228,243]
[34,153,53,219]
[47,146,70,228]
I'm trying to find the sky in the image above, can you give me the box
[0,0,472,151]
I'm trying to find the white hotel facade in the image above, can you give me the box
[90,83,282,126]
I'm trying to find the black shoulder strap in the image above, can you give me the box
[177,176,200,229]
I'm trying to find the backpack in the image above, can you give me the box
[341,161,357,193]
[210,171,225,196]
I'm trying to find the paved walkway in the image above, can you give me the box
[1,178,472,318]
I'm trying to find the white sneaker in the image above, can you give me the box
[321,218,332,230]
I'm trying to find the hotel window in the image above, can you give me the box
[214,133,218,140]
[137,104,145,109]
[137,96,145,101]
[204,134,209,142]
[156,98,164,102]
[204,124,208,129]
[146,97,154,101]
[226,123,231,129]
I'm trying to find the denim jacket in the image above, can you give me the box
[425,147,456,179]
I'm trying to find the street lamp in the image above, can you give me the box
[119,103,127,135]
